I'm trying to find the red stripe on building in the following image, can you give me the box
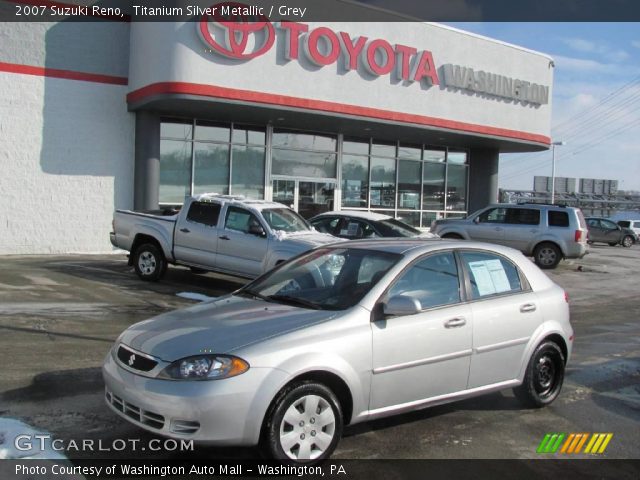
[0,61,128,85]
[7,0,131,21]
[127,82,551,145]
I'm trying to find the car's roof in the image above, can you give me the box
[311,211,393,222]
[323,238,523,256]
[192,193,290,210]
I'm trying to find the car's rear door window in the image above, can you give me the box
[460,251,522,300]
[506,208,540,225]
[186,201,221,227]
[548,210,569,227]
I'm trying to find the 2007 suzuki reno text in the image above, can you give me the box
[103,239,573,461]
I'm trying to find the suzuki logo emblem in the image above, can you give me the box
[199,2,275,60]
[128,354,136,366]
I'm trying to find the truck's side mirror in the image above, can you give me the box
[249,224,266,237]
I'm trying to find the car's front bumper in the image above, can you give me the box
[102,351,287,445]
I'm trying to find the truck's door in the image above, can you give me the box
[173,200,221,268]
[215,205,270,277]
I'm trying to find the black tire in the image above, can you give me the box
[621,235,634,248]
[533,242,562,269]
[514,341,565,408]
[133,243,167,281]
[442,233,463,239]
[262,382,343,463]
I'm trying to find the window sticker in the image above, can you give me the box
[347,222,360,236]
[468,259,511,296]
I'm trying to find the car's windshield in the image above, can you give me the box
[240,248,401,310]
[376,218,421,237]
[262,208,311,233]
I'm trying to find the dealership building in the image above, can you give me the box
[0,5,554,254]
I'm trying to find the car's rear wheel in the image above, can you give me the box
[533,243,562,269]
[514,341,565,408]
[262,382,343,462]
[622,235,634,248]
[133,243,167,281]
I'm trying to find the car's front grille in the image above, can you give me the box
[117,345,157,372]
[105,390,165,430]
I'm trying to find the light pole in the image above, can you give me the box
[550,141,566,204]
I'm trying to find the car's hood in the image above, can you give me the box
[274,230,344,248]
[119,296,338,361]
[416,231,438,239]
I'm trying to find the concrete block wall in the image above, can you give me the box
[0,21,133,254]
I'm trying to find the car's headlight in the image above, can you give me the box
[158,355,249,381]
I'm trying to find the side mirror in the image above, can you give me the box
[248,224,266,237]
[473,217,480,224]
[383,295,421,317]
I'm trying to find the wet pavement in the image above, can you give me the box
[0,246,638,460]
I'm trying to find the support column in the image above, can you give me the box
[468,148,499,213]
[134,112,160,210]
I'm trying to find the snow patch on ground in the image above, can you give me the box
[176,292,217,302]
[0,417,67,459]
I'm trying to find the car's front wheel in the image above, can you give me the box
[262,382,343,462]
[533,243,562,269]
[514,341,565,408]
[621,235,634,248]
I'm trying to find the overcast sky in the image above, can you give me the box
[447,23,640,193]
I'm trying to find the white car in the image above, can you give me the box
[616,219,640,237]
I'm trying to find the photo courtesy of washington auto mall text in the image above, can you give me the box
[10,462,348,478]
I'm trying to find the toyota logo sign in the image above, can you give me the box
[199,2,275,60]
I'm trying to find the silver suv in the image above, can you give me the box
[430,203,588,269]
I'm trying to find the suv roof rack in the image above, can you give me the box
[515,202,568,208]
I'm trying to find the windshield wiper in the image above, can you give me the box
[267,294,322,310]
[236,289,272,302]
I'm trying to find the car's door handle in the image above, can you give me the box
[520,303,537,313]
[219,235,230,240]
[179,228,190,233]
[444,317,466,328]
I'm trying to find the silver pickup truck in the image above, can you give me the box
[110,194,340,281]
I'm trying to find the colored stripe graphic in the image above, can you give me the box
[538,433,613,454]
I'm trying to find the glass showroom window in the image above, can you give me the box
[446,152,468,213]
[341,138,370,208]
[271,130,337,178]
[159,119,266,204]
[370,141,397,210]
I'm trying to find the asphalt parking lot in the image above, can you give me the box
[0,245,638,461]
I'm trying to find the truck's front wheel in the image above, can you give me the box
[133,243,167,281]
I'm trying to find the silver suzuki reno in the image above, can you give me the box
[103,239,573,461]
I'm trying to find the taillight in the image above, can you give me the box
[574,229,583,242]
[564,291,570,303]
